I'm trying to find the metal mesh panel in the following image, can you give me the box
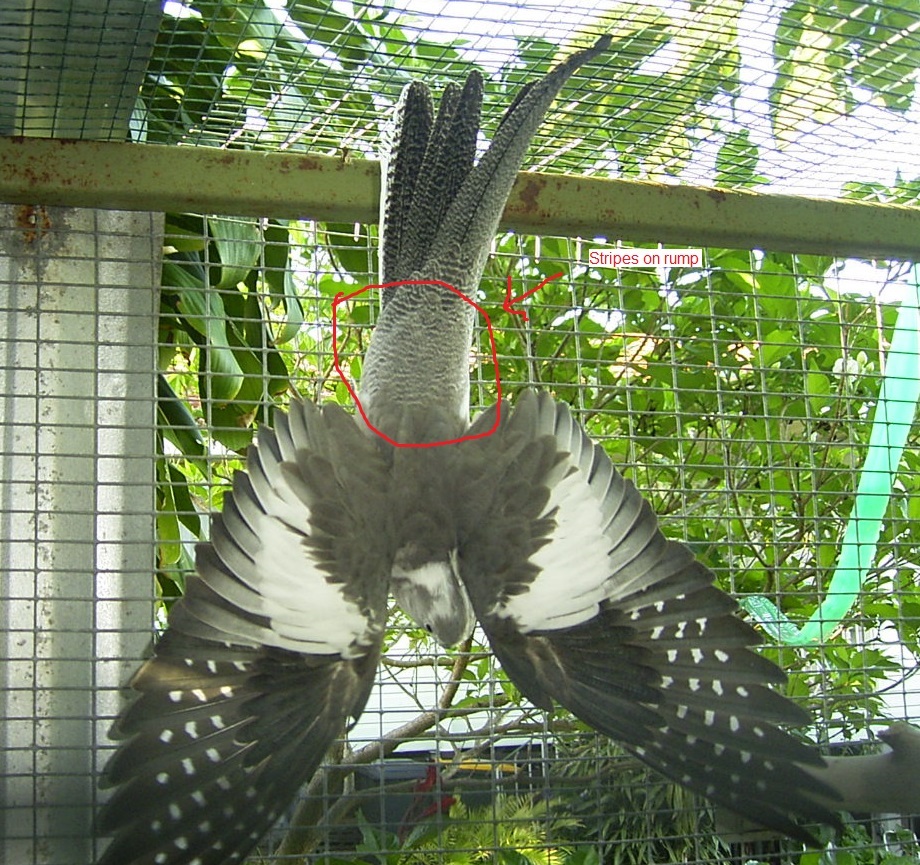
[1,2,919,865]
[0,205,162,863]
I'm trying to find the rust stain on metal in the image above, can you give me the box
[274,155,322,175]
[517,175,547,214]
[16,204,52,244]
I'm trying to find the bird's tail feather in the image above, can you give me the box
[427,35,611,284]
[380,73,482,287]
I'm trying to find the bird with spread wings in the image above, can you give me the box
[97,36,845,865]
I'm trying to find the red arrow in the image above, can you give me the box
[503,271,563,323]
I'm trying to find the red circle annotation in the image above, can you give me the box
[332,280,503,448]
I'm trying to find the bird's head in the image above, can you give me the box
[391,545,474,648]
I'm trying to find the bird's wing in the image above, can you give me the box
[97,400,391,865]
[456,390,841,843]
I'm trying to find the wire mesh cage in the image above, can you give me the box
[1,2,919,865]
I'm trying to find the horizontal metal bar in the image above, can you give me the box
[1,136,918,260]
[0,137,379,225]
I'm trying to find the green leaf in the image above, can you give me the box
[197,339,245,405]
[157,374,205,459]
[757,329,797,367]
[262,220,304,345]
[325,222,373,278]
[209,216,262,290]
[715,129,765,189]
[205,399,257,453]
[156,463,181,566]
[805,367,832,415]
[170,280,245,404]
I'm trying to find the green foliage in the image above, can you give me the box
[773,0,918,133]
[795,820,920,865]
[346,794,584,865]
[547,736,731,865]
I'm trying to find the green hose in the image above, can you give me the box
[741,278,920,645]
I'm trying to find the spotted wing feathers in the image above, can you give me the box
[97,401,389,865]
[459,390,841,842]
